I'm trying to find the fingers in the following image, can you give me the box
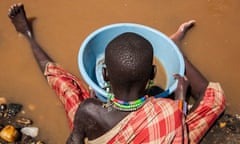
[89,87,96,98]
[173,74,189,100]
[173,74,188,81]
[173,73,181,79]
[173,74,189,88]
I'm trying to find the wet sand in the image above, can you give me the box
[1,0,240,143]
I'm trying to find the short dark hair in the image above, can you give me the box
[105,32,153,87]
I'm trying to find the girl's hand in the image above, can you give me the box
[173,74,189,100]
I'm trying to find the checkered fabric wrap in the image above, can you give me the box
[44,62,90,130]
[107,97,188,144]
[44,62,225,143]
[106,83,225,144]
[186,82,225,143]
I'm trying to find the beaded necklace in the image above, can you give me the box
[107,93,149,111]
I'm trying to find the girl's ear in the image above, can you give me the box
[102,67,109,81]
[150,65,157,80]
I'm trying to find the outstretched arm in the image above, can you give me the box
[8,3,53,73]
[170,20,209,112]
[26,38,53,72]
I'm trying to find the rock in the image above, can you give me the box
[13,117,33,128]
[0,101,45,143]
[21,127,39,138]
[0,125,19,143]
[6,103,22,119]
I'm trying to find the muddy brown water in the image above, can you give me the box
[1,0,240,143]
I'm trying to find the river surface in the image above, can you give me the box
[1,0,240,143]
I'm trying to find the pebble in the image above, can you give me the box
[21,127,39,138]
[0,101,45,143]
[0,125,19,142]
[235,114,240,120]
[14,117,33,127]
[219,122,226,128]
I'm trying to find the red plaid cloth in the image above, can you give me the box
[186,82,225,143]
[44,62,90,130]
[102,83,225,144]
[106,97,188,144]
[44,62,225,143]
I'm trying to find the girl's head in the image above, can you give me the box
[104,32,155,94]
